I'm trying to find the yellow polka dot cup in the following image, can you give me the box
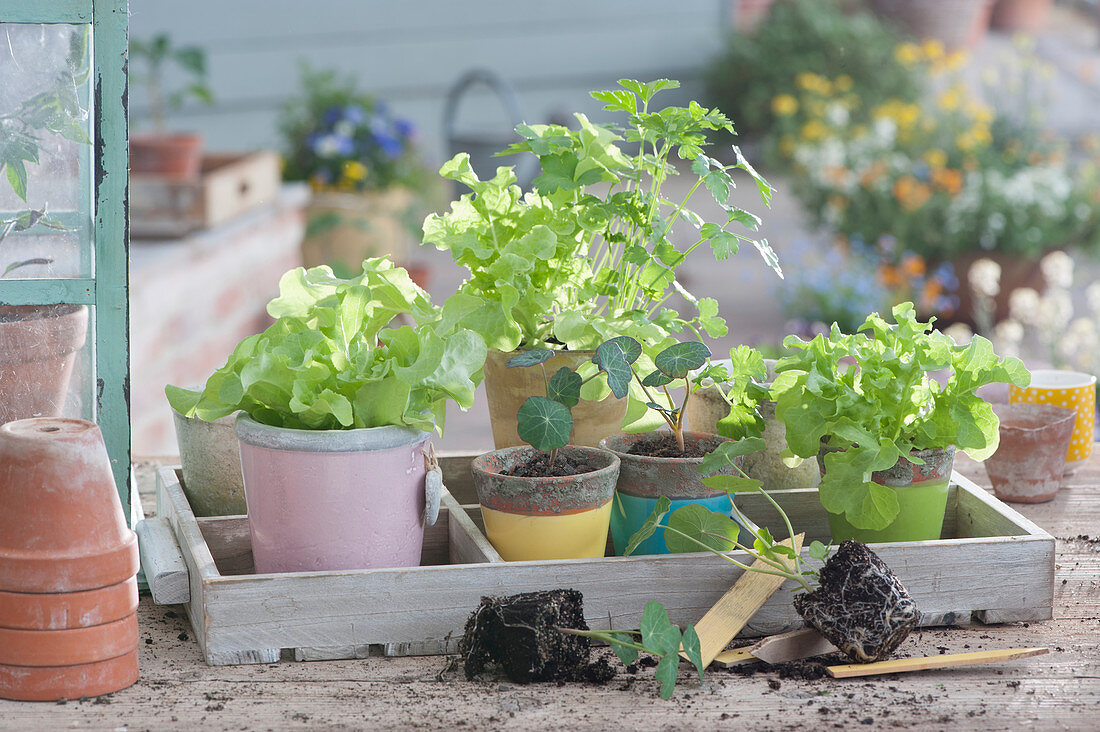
[1010,370,1096,475]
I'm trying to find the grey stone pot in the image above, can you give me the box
[171,408,247,517]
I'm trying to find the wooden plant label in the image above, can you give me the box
[692,533,805,667]
[827,647,1049,678]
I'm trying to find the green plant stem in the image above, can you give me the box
[558,627,647,651]
[659,523,812,590]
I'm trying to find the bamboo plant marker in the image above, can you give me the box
[693,534,804,667]
[827,647,1049,678]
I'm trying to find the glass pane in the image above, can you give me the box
[0,303,93,423]
[0,23,93,279]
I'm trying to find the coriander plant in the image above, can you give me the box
[129,34,213,131]
[771,302,1031,530]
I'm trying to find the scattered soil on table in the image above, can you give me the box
[793,540,920,663]
[724,653,850,681]
[500,452,598,478]
[626,433,708,458]
[459,589,615,685]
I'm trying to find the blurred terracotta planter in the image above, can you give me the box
[301,188,414,275]
[0,577,137,631]
[991,0,1053,32]
[129,133,203,179]
[986,403,1075,503]
[0,418,139,593]
[0,651,138,702]
[484,348,627,449]
[171,408,246,516]
[870,0,994,50]
[0,305,88,425]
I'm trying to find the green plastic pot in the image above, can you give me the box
[819,445,957,543]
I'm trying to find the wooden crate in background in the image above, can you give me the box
[130,152,281,238]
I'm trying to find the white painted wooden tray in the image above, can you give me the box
[143,457,1054,666]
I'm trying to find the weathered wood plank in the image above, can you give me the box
[136,517,190,605]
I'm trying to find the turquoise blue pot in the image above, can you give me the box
[599,432,744,556]
[610,492,739,555]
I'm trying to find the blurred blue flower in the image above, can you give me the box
[374,132,403,159]
[394,118,416,139]
[913,161,930,182]
[322,106,343,127]
[343,105,366,125]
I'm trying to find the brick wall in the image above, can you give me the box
[129,187,306,455]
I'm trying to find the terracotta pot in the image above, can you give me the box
[0,613,137,667]
[684,359,819,491]
[951,252,1045,328]
[986,403,1075,503]
[472,445,619,561]
[300,188,414,275]
[235,414,432,573]
[484,348,628,449]
[870,0,994,50]
[129,133,203,179]
[599,432,742,556]
[0,418,139,593]
[991,0,1053,32]
[0,577,137,630]
[171,408,246,516]
[818,443,957,542]
[0,651,138,702]
[0,305,88,425]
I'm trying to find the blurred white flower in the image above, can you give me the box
[993,319,1024,358]
[1040,250,1074,290]
[943,322,973,346]
[968,258,1001,298]
[1008,287,1042,325]
[1087,282,1100,317]
[1038,289,1074,331]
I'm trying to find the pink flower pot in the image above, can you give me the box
[234,415,432,573]
[986,404,1075,503]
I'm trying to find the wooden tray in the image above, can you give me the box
[146,457,1055,666]
[130,151,281,238]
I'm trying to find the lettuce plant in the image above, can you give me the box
[166,258,486,433]
[770,302,1030,530]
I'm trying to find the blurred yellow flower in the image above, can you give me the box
[343,160,368,181]
[835,74,853,92]
[1013,33,1036,51]
[800,119,828,141]
[924,149,948,169]
[779,135,795,158]
[921,39,945,61]
[944,51,967,71]
[894,175,932,210]
[937,88,962,111]
[932,167,964,195]
[796,72,832,95]
[895,42,921,66]
[772,94,799,116]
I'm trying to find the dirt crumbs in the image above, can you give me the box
[459,589,615,686]
[625,433,708,458]
[500,452,596,478]
[794,540,920,663]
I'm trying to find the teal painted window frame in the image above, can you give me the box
[0,0,132,522]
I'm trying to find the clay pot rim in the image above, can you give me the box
[993,403,1077,434]
[129,132,202,145]
[471,445,620,483]
[234,413,429,454]
[599,431,730,463]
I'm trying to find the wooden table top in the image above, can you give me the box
[1,454,1097,731]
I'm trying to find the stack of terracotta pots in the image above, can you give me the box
[0,418,139,701]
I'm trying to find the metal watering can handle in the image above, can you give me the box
[442,68,524,144]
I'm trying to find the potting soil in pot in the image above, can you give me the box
[793,540,920,663]
[460,589,615,684]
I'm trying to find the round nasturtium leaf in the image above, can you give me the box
[506,348,556,368]
[516,396,573,452]
[593,336,643,398]
[547,367,582,407]
[654,341,711,379]
[665,504,740,553]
